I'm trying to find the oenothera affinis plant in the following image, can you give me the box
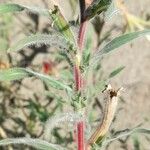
[0,0,150,150]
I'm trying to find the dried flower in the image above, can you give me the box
[88,84,123,145]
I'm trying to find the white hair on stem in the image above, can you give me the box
[44,112,82,140]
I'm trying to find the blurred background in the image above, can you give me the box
[0,0,150,149]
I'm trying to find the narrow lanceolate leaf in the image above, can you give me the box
[82,26,93,68]
[0,3,24,14]
[26,69,72,92]
[100,29,150,54]
[0,3,49,16]
[0,68,28,81]
[84,0,112,20]
[8,34,74,52]
[0,138,64,150]
[0,68,72,92]
[49,6,75,43]
[91,29,150,66]
[103,128,150,146]
[109,66,125,78]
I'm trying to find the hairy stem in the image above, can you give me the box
[74,64,82,91]
[74,1,87,150]
[77,121,85,150]
[78,22,87,51]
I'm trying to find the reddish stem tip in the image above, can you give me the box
[77,121,85,150]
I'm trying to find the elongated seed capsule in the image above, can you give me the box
[88,84,122,145]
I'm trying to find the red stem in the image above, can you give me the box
[74,1,87,150]
[78,22,87,51]
[77,121,85,150]
[74,65,82,91]
[75,20,87,150]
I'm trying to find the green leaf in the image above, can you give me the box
[103,128,150,146]
[91,29,150,66]
[8,34,73,52]
[0,138,64,150]
[84,0,112,20]
[133,136,140,150]
[0,68,28,81]
[49,6,75,43]
[0,3,49,16]
[82,25,94,68]
[0,68,72,92]
[0,3,76,50]
[26,69,72,92]
[109,66,125,78]
[0,3,24,14]
[101,30,150,54]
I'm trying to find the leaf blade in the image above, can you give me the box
[0,68,28,81]
[91,29,150,66]
[0,3,24,14]
[0,3,49,16]
[0,68,72,92]
[84,0,112,20]
[0,138,64,150]
[25,69,72,92]
[8,34,73,52]
[109,66,125,78]
[101,29,150,54]
[103,128,150,146]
